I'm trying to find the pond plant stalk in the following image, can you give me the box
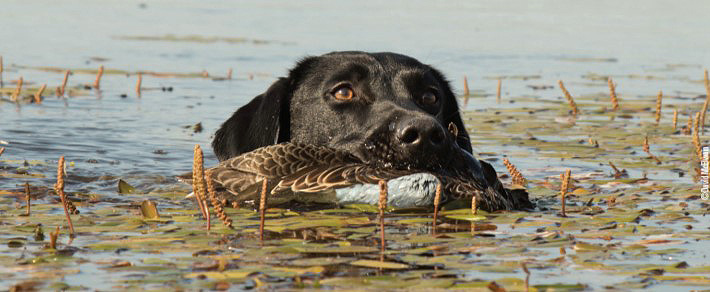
[432,182,442,235]
[496,78,502,103]
[34,84,46,104]
[55,156,75,236]
[560,169,571,217]
[463,76,470,96]
[48,226,60,250]
[588,137,599,147]
[693,125,702,161]
[191,145,210,226]
[471,193,477,215]
[136,73,143,97]
[608,77,619,111]
[60,70,70,96]
[655,90,662,124]
[24,182,31,216]
[378,180,387,253]
[557,80,579,115]
[206,169,233,228]
[11,77,23,102]
[684,115,693,135]
[259,178,268,243]
[608,161,624,179]
[643,135,661,164]
[673,110,678,130]
[503,158,526,186]
[94,65,104,89]
[522,262,531,292]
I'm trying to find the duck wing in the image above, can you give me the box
[210,143,410,202]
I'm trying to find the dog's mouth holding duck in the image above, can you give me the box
[199,121,533,212]
[188,52,534,212]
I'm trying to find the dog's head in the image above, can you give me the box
[213,51,471,171]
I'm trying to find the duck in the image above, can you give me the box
[208,142,532,211]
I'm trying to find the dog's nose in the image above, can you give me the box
[395,117,447,154]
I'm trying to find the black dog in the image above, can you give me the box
[212,51,531,209]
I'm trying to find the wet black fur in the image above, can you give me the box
[212,51,531,209]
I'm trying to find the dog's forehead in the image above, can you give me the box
[316,52,431,78]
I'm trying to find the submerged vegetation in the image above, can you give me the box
[0,54,709,290]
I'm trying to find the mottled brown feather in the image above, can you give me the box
[209,142,524,211]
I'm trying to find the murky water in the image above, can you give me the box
[1,1,709,290]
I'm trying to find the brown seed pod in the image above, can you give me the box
[608,77,619,111]
[560,169,571,217]
[558,80,579,115]
[205,169,233,228]
[503,158,526,186]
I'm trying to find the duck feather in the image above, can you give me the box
[209,142,528,211]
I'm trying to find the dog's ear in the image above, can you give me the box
[429,68,473,153]
[212,57,317,161]
[212,78,292,161]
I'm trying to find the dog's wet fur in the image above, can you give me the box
[212,51,532,210]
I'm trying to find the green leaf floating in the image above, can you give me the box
[118,179,135,194]
[140,200,159,219]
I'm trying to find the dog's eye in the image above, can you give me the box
[333,85,354,101]
[420,91,438,105]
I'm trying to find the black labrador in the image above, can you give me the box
[212,51,531,210]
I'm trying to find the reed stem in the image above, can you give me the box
[259,178,268,243]
[463,76,470,96]
[471,192,477,215]
[557,80,579,115]
[136,73,142,97]
[25,182,31,216]
[94,65,104,89]
[55,156,75,236]
[60,70,70,96]
[206,169,233,228]
[560,169,571,217]
[34,84,46,104]
[11,77,23,102]
[192,145,210,222]
[496,78,502,103]
[655,90,662,124]
[608,77,619,110]
[432,182,442,235]
[503,158,526,186]
[378,180,387,252]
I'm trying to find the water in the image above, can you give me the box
[1,1,709,290]
[2,1,708,180]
